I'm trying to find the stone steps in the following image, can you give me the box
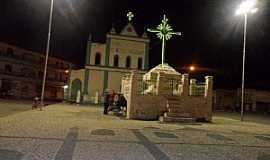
[162,96,196,123]
[167,104,182,109]
[168,107,186,113]
[164,112,190,118]
[159,115,196,123]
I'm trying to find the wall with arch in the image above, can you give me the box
[89,43,106,66]
[68,69,85,99]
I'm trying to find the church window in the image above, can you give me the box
[126,56,131,68]
[113,55,119,67]
[138,57,143,70]
[95,52,101,65]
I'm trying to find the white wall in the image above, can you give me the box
[108,71,125,93]
[109,39,146,69]
[88,70,104,97]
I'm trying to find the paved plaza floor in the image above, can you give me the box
[0,101,270,160]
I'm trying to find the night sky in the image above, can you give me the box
[1,0,270,89]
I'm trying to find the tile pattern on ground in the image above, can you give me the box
[207,133,233,141]
[0,149,23,160]
[154,132,178,139]
[91,129,115,136]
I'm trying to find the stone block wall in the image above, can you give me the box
[122,71,213,121]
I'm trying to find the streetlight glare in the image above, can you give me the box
[236,0,257,15]
[251,8,258,14]
[190,66,195,71]
[235,0,259,122]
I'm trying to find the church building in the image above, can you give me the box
[68,14,150,103]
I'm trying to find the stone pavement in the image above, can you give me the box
[0,103,270,160]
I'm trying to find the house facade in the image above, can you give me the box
[0,42,72,100]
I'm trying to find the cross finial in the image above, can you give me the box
[127,12,134,22]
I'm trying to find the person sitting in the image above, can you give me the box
[118,94,127,113]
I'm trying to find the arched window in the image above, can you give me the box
[138,57,143,70]
[113,55,119,67]
[95,53,101,65]
[126,56,131,68]
[6,48,14,57]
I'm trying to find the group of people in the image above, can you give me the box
[103,90,127,115]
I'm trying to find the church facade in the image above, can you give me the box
[68,21,150,103]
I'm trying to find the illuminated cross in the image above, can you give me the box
[148,15,182,67]
[127,12,134,22]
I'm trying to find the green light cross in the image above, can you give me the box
[127,12,134,22]
[148,15,181,66]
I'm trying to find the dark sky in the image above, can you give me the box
[1,0,270,89]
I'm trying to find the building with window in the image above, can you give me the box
[69,20,150,103]
[214,89,270,114]
[0,42,73,100]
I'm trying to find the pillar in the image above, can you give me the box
[205,76,213,98]
[126,71,141,119]
[189,79,197,96]
[205,76,214,122]
[181,74,189,97]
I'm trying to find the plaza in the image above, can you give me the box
[0,101,270,160]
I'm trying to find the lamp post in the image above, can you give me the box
[236,0,258,121]
[40,0,54,108]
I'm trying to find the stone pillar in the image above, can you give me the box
[94,92,99,104]
[205,76,213,98]
[156,72,165,95]
[205,76,213,122]
[76,90,81,104]
[189,79,197,96]
[181,74,189,97]
[126,71,141,119]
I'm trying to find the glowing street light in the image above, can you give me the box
[147,15,182,67]
[189,66,195,71]
[41,0,54,109]
[236,0,258,15]
[235,0,258,121]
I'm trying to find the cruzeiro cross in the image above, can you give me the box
[148,15,182,67]
[127,12,134,22]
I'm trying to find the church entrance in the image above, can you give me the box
[71,79,82,101]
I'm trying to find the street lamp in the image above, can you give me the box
[40,0,54,109]
[189,66,195,72]
[235,0,258,121]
